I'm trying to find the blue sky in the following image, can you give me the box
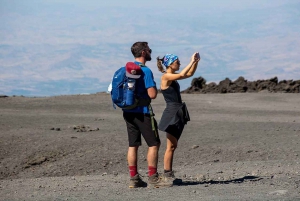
[0,0,299,96]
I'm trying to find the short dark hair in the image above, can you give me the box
[131,42,149,58]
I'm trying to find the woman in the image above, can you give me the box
[156,52,200,185]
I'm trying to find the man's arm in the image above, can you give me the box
[147,87,157,99]
[143,67,157,99]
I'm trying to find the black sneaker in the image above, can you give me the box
[129,174,147,188]
[148,172,173,188]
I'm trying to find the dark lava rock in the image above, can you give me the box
[182,76,300,94]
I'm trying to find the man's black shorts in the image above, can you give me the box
[123,112,160,147]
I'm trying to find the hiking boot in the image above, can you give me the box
[148,172,173,188]
[162,170,182,185]
[129,174,147,188]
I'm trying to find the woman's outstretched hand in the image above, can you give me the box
[191,52,201,62]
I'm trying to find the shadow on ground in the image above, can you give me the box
[178,176,263,186]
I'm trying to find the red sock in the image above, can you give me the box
[129,166,137,177]
[148,166,157,177]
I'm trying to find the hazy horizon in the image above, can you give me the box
[1,0,299,96]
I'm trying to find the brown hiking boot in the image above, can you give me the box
[129,174,147,188]
[162,171,182,185]
[148,172,173,188]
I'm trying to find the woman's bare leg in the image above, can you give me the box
[164,133,178,171]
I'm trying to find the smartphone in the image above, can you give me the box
[196,52,200,59]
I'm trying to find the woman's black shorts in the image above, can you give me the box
[165,122,185,140]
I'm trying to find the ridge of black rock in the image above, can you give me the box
[181,76,300,94]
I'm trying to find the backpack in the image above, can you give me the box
[110,66,150,110]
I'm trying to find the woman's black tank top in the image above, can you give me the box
[161,81,182,103]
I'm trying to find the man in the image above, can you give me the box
[123,42,166,188]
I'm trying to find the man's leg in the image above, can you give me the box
[128,146,138,177]
[128,145,146,188]
[147,145,159,176]
[141,118,172,187]
[123,112,146,188]
[139,116,160,177]
[147,142,173,187]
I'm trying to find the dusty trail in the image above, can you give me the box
[0,93,300,200]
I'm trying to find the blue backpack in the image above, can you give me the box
[110,66,151,110]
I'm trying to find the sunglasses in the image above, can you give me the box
[144,49,152,54]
